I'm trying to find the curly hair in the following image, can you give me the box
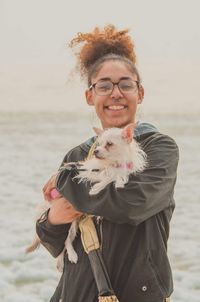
[69,25,140,85]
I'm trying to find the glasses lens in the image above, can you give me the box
[118,80,138,93]
[95,81,113,95]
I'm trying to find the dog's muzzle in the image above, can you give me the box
[94,149,105,159]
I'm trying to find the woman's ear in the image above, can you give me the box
[85,89,94,106]
[138,85,144,104]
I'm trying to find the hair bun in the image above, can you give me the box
[69,25,136,77]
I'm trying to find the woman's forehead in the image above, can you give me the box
[92,60,137,82]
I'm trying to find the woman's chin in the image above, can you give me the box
[102,117,134,129]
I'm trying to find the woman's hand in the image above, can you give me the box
[48,197,82,225]
[43,173,83,225]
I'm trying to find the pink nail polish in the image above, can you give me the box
[50,188,59,199]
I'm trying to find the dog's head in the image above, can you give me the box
[93,123,134,163]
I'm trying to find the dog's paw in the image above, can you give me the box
[115,182,125,188]
[89,188,100,195]
[89,183,103,195]
[115,177,126,188]
[67,250,78,264]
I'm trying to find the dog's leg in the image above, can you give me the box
[65,220,79,263]
[26,202,50,254]
[115,176,127,188]
[25,234,41,253]
[56,221,79,271]
[56,249,65,272]
[90,179,113,195]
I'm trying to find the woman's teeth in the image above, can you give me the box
[107,105,126,110]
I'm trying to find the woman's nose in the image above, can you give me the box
[110,84,123,99]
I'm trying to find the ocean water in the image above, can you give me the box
[0,111,199,302]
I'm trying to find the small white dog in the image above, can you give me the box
[75,123,147,194]
[26,123,147,270]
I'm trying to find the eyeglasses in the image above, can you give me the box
[89,79,140,96]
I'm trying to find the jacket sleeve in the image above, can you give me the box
[56,133,179,226]
[36,210,71,258]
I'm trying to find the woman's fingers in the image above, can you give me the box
[43,174,58,201]
[42,168,82,224]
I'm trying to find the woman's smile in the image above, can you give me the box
[105,104,128,111]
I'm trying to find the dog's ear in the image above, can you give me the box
[121,123,134,143]
[93,127,104,136]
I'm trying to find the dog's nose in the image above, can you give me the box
[94,149,99,155]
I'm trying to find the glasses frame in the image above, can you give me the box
[89,79,140,96]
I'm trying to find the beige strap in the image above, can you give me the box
[99,296,119,302]
[87,140,98,160]
[165,298,171,302]
[79,216,100,253]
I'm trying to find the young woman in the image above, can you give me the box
[36,25,179,302]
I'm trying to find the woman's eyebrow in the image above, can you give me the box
[98,77,111,81]
[120,77,132,80]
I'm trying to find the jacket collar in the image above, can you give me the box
[134,122,158,138]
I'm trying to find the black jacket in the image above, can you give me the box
[36,123,179,302]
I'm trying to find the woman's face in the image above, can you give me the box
[85,61,144,129]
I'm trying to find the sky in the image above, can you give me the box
[0,0,200,113]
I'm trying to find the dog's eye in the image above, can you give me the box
[106,142,113,147]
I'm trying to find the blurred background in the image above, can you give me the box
[0,0,199,301]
